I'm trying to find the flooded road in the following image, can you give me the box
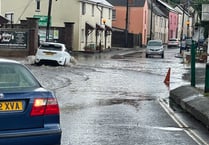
[27,47,208,145]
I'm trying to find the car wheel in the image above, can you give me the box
[146,54,149,58]
[161,53,164,58]
[63,59,67,66]
[35,62,42,66]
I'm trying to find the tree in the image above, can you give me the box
[169,0,209,38]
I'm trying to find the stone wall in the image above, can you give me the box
[0,18,74,57]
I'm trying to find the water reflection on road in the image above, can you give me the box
[56,48,197,145]
[73,48,190,91]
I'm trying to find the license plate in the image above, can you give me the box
[45,52,55,55]
[0,101,23,111]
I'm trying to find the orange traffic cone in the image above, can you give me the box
[164,68,171,86]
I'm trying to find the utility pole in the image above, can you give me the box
[187,0,190,38]
[46,0,52,42]
[180,4,185,41]
[125,0,129,47]
[150,0,153,40]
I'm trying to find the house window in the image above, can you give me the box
[36,0,40,12]
[82,2,86,15]
[101,7,103,18]
[174,16,176,24]
[112,9,116,20]
[158,17,160,26]
[81,29,84,42]
[157,17,159,26]
[90,32,93,42]
[92,4,94,16]
[160,18,163,27]
[108,8,111,19]
[5,12,14,24]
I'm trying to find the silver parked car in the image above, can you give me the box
[146,40,164,58]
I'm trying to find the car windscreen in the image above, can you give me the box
[186,39,192,45]
[39,44,62,51]
[148,41,162,46]
[0,63,40,90]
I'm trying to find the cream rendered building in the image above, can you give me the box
[153,14,168,43]
[1,0,113,51]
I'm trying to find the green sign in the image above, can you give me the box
[33,15,51,27]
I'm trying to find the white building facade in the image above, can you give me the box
[1,0,113,51]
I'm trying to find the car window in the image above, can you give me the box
[148,41,162,46]
[0,63,40,90]
[40,44,62,51]
[186,39,192,45]
[169,39,177,42]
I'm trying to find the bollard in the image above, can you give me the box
[205,63,209,93]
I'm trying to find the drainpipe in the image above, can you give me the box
[125,0,129,47]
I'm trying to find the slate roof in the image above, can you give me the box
[157,0,177,12]
[153,4,167,17]
[106,0,146,7]
[147,0,167,17]
[0,16,8,24]
[175,4,190,15]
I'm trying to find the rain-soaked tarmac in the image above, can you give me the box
[26,47,208,145]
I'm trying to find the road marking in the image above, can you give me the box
[158,98,209,145]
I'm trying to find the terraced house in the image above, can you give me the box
[148,0,168,43]
[0,0,113,52]
[107,0,148,47]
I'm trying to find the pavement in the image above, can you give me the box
[169,54,209,129]
[170,85,209,128]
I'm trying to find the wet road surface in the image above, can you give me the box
[27,47,209,145]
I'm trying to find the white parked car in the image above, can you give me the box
[35,42,71,66]
[167,38,180,48]
[146,40,164,58]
